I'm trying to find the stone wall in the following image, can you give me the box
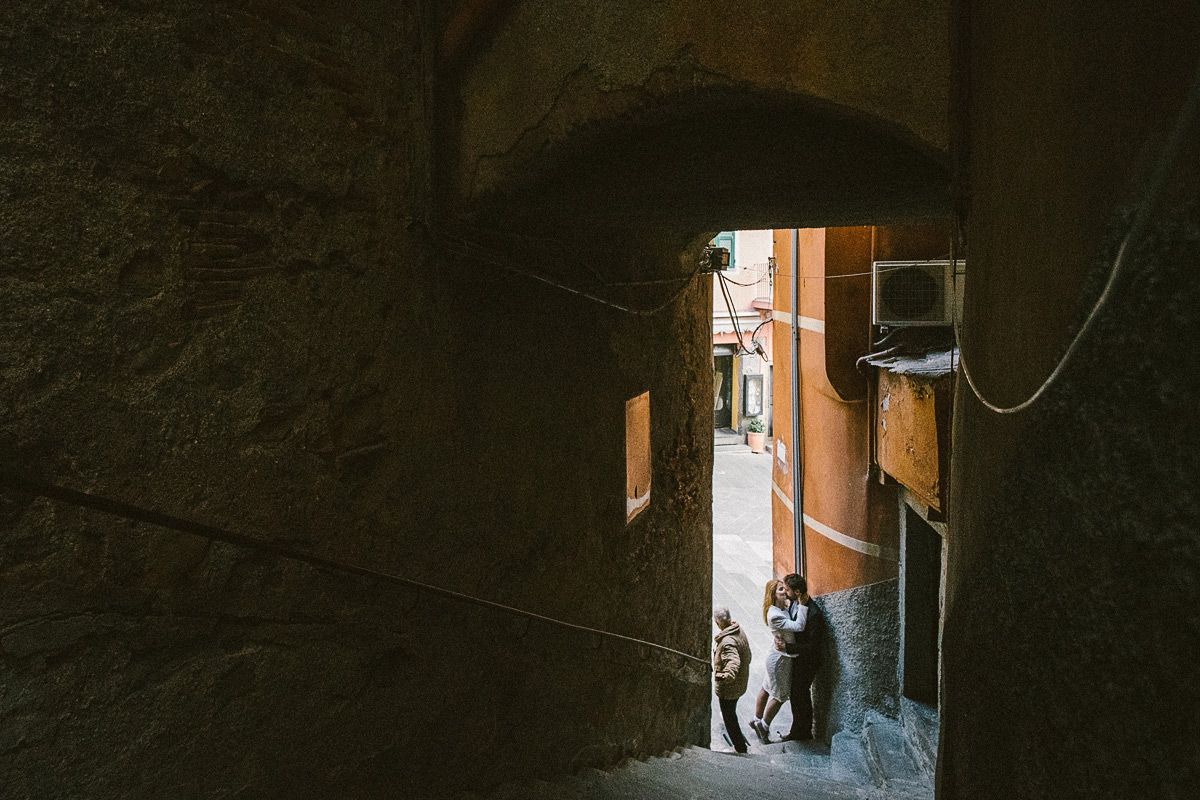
[455,0,951,202]
[0,2,713,797]
[942,4,1200,798]
[811,579,900,742]
[452,0,951,237]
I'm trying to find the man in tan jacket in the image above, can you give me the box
[713,606,753,753]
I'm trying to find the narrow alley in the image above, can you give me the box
[2,3,1196,799]
[709,445,793,745]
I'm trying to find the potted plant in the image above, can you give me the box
[746,416,765,453]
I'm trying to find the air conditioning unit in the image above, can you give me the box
[872,260,960,327]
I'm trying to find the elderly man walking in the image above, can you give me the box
[712,606,753,753]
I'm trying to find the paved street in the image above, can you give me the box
[709,447,793,747]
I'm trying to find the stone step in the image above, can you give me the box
[862,712,926,792]
[489,777,581,800]
[565,763,656,800]
[755,740,835,775]
[900,698,939,780]
[881,777,936,800]
[754,739,832,758]
[673,748,868,800]
[830,730,876,787]
[481,740,892,800]
[713,429,744,447]
[626,756,736,799]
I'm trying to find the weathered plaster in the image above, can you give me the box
[456,0,950,199]
[450,0,952,235]
[0,2,713,796]
[942,3,1200,797]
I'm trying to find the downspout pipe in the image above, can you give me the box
[790,229,806,576]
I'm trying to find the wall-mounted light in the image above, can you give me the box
[700,246,731,273]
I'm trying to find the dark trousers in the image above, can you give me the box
[788,660,817,738]
[718,698,749,753]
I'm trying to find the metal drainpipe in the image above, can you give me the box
[790,229,806,576]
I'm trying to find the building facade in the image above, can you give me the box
[769,223,954,745]
[711,230,774,438]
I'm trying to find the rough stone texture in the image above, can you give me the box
[482,742,922,800]
[452,0,951,234]
[18,2,1197,799]
[898,696,938,781]
[943,4,1200,799]
[946,212,1200,800]
[0,2,713,797]
[812,580,900,744]
[456,0,951,187]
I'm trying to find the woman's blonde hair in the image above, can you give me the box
[761,578,780,623]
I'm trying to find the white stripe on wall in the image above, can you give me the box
[799,316,825,334]
[772,480,794,511]
[771,482,899,562]
[767,311,824,334]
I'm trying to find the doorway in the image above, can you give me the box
[902,505,943,707]
[713,352,733,429]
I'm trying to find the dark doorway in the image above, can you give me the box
[713,353,733,429]
[901,505,942,706]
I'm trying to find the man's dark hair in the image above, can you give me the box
[783,573,807,593]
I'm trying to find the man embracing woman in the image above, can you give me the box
[749,574,816,743]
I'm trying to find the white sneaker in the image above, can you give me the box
[751,719,771,744]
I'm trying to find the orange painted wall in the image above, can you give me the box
[770,231,796,580]
[824,227,874,401]
[771,225,946,596]
[873,223,949,262]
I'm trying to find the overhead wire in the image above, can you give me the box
[710,255,777,357]
[769,261,954,282]
[715,271,757,356]
[952,58,1200,415]
[0,470,710,669]
[715,268,771,288]
[433,226,703,317]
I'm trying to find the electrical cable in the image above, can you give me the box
[713,277,774,358]
[602,275,693,286]
[748,317,771,343]
[953,59,1200,416]
[716,273,742,336]
[0,470,710,669]
[715,267,773,288]
[451,222,618,286]
[436,230,702,317]
[770,263,941,281]
[747,318,772,360]
[716,271,758,356]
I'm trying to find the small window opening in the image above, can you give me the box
[626,391,651,523]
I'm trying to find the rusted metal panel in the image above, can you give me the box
[876,370,952,511]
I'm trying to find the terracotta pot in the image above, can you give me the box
[747,431,765,453]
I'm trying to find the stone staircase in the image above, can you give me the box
[713,427,749,452]
[829,711,933,798]
[477,713,933,800]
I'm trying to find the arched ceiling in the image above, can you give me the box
[445,0,952,238]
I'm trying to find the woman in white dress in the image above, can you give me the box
[749,578,808,743]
